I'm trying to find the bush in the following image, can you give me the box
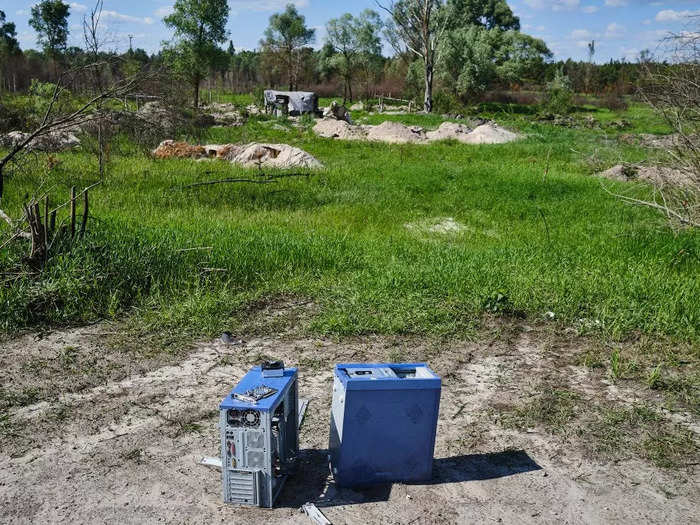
[432,91,463,114]
[543,68,574,114]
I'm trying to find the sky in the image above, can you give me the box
[3,0,699,63]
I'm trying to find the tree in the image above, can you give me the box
[323,10,383,103]
[261,4,315,91]
[443,0,520,31]
[29,1,70,61]
[0,10,21,91]
[439,27,549,100]
[379,0,447,112]
[163,0,229,108]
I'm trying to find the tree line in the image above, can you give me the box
[0,1,667,111]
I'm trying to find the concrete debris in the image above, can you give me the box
[349,101,364,111]
[597,163,697,187]
[152,140,323,169]
[367,121,425,144]
[0,130,81,152]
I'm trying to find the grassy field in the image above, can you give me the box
[0,101,698,346]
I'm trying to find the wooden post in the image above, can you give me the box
[43,196,49,256]
[80,189,89,238]
[70,186,76,239]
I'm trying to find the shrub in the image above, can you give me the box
[543,68,574,114]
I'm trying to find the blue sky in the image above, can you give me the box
[4,0,699,62]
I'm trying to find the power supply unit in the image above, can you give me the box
[219,362,298,508]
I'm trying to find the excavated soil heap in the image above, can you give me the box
[366,121,426,144]
[226,143,323,169]
[459,123,520,144]
[426,122,474,142]
[152,140,207,159]
[313,119,366,140]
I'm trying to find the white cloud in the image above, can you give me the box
[655,9,700,22]
[155,6,174,18]
[523,0,580,11]
[582,5,599,13]
[604,0,628,7]
[70,2,87,13]
[16,9,28,15]
[571,29,594,39]
[101,10,154,25]
[605,22,625,38]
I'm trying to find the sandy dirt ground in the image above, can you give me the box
[1,319,698,524]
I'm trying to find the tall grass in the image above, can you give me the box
[0,107,697,341]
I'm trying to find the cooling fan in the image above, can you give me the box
[243,409,261,428]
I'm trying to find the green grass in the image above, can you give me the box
[1,106,698,343]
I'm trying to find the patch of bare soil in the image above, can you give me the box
[152,140,323,170]
[597,163,697,187]
[618,133,685,149]
[1,320,697,524]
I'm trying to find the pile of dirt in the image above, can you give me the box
[227,143,323,169]
[152,140,208,159]
[136,101,187,133]
[313,119,366,140]
[460,123,520,144]
[314,118,520,145]
[597,163,697,187]
[426,122,473,142]
[153,140,322,169]
[0,130,81,152]
[366,121,426,144]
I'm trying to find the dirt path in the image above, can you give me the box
[1,325,697,524]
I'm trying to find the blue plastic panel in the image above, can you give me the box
[330,362,441,487]
[220,366,298,412]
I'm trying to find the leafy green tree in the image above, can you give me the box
[0,10,21,91]
[261,4,315,91]
[29,1,70,60]
[323,10,383,103]
[380,0,445,112]
[163,0,229,108]
[439,27,550,100]
[443,0,520,31]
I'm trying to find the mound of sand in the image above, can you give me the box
[426,122,473,142]
[597,164,696,187]
[313,119,366,140]
[366,121,425,144]
[460,123,520,144]
[227,143,323,169]
[152,140,322,169]
[312,117,520,145]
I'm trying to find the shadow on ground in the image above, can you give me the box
[277,449,540,509]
